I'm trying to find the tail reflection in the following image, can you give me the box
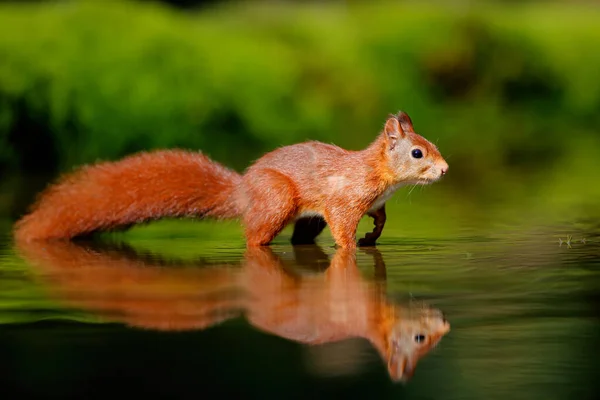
[15,240,449,382]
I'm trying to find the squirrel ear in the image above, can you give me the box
[384,114,405,150]
[396,111,415,133]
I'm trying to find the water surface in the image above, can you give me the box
[1,193,598,400]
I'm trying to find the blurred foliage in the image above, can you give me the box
[0,0,599,215]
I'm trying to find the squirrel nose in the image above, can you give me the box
[439,160,449,176]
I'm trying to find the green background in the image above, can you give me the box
[0,1,599,399]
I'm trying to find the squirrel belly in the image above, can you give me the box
[13,111,448,248]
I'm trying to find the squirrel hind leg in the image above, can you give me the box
[242,171,298,247]
[291,217,327,245]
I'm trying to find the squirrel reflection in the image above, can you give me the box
[15,240,449,382]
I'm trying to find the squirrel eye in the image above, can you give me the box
[411,149,423,159]
[414,334,426,343]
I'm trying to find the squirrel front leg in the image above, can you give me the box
[358,204,386,247]
[324,206,363,250]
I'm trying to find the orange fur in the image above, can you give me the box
[14,150,241,242]
[14,111,448,249]
[15,240,450,382]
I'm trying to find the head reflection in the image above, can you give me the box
[16,240,449,383]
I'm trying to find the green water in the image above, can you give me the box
[0,185,598,400]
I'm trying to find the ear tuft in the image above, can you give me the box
[384,114,405,150]
[396,111,415,133]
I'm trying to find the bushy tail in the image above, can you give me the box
[14,150,242,242]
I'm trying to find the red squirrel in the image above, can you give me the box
[14,111,448,249]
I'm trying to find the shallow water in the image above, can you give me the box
[1,194,599,399]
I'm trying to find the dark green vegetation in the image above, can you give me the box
[1,1,599,220]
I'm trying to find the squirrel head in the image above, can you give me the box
[385,307,450,383]
[381,111,448,184]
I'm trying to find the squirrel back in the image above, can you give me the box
[14,150,241,241]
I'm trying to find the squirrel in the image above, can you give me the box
[15,240,450,382]
[13,111,448,249]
